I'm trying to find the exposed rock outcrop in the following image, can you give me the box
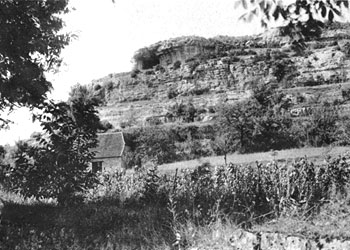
[86,23,350,129]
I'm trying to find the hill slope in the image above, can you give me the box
[83,23,350,130]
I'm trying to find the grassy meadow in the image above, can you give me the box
[2,148,350,249]
[160,146,350,173]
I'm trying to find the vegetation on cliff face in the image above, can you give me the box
[2,5,350,248]
[91,22,350,122]
[72,22,350,166]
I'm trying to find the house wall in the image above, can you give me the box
[99,157,122,174]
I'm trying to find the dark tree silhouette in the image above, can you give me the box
[236,0,350,50]
[0,0,71,127]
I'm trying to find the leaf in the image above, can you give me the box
[247,12,254,22]
[318,0,324,10]
[259,1,265,10]
[344,1,349,8]
[329,9,334,22]
[239,13,248,21]
[234,0,241,9]
[331,6,341,16]
[242,0,248,9]
[321,6,327,17]
[273,6,280,20]
[264,3,271,20]
[280,9,288,19]
[252,7,258,15]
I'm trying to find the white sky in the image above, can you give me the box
[1,0,264,145]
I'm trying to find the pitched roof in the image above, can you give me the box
[94,132,125,159]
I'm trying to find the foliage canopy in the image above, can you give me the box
[236,0,350,50]
[0,0,71,127]
[3,99,101,204]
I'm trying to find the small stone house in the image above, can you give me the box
[91,132,125,173]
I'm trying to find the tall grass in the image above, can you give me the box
[1,154,350,249]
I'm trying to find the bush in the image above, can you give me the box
[190,86,210,96]
[188,60,200,73]
[185,57,196,63]
[173,60,181,69]
[93,84,102,91]
[144,69,155,75]
[103,81,114,91]
[341,42,350,57]
[145,116,163,126]
[99,120,113,131]
[69,83,103,106]
[131,69,140,78]
[167,88,178,99]
[154,64,165,72]
[130,127,178,165]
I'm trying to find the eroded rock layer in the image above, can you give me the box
[86,23,350,129]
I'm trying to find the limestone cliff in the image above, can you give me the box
[85,23,350,129]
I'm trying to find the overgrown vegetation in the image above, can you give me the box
[120,80,350,166]
[1,99,101,205]
[2,154,350,249]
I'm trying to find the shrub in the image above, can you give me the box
[190,86,210,96]
[167,88,178,99]
[145,69,155,75]
[342,87,350,101]
[341,42,350,57]
[185,57,196,63]
[93,84,102,91]
[99,120,113,131]
[154,64,165,72]
[145,116,163,126]
[103,81,114,91]
[188,60,200,73]
[173,60,181,69]
[124,127,178,166]
[134,127,178,165]
[131,69,140,78]
[69,83,105,106]
[231,56,240,62]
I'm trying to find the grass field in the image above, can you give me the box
[160,146,350,173]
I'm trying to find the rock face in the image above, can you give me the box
[133,36,234,70]
[88,23,350,129]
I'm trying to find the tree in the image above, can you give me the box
[68,83,104,106]
[134,127,178,165]
[217,99,258,153]
[211,134,231,165]
[236,0,350,51]
[252,110,296,151]
[308,102,339,146]
[0,0,71,127]
[217,81,295,152]
[3,99,101,205]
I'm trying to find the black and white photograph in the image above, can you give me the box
[1,0,350,249]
